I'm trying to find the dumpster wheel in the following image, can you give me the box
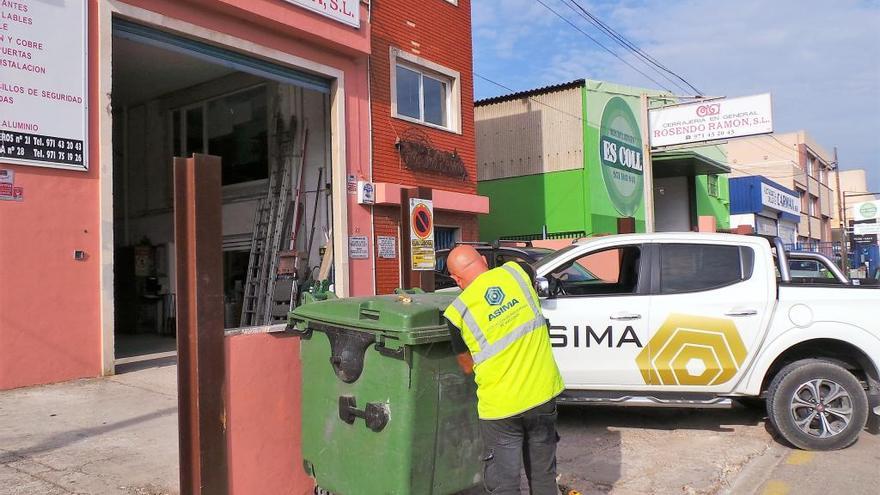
[315,487,334,495]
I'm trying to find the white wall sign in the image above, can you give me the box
[357,180,375,205]
[0,1,88,170]
[409,198,435,271]
[649,94,773,147]
[346,174,357,194]
[348,235,369,259]
[761,183,800,216]
[377,236,397,259]
[755,216,778,237]
[853,223,880,236]
[853,201,879,222]
[282,0,360,28]
[778,222,798,245]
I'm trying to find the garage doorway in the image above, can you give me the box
[654,176,695,232]
[110,20,335,364]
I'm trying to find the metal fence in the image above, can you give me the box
[785,241,840,259]
[786,241,880,277]
[501,230,587,241]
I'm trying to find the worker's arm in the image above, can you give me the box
[446,319,474,375]
[456,352,474,375]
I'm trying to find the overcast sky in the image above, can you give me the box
[472,0,880,191]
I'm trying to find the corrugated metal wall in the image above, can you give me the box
[475,87,583,181]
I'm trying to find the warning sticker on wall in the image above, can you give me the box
[349,236,369,259]
[409,198,435,271]
[0,169,23,202]
[377,236,397,259]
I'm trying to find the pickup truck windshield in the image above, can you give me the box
[534,244,580,273]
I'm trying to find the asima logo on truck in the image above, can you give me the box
[636,314,748,386]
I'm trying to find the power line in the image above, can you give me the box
[560,0,703,96]
[557,0,690,94]
[475,74,797,179]
[532,0,677,94]
[746,139,797,162]
[475,74,793,185]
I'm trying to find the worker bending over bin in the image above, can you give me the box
[443,245,565,495]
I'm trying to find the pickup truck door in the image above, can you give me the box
[538,243,652,387]
[646,241,774,392]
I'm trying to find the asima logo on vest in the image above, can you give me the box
[485,286,520,322]
[484,287,505,306]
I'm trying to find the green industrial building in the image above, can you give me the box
[475,79,731,240]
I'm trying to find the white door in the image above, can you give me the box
[645,241,774,392]
[539,243,652,387]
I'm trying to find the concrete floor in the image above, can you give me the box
[555,405,879,494]
[114,334,177,360]
[0,361,179,495]
[1,365,878,495]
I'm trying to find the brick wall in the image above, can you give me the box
[373,206,402,295]
[369,0,479,294]
[372,206,479,294]
[369,0,477,193]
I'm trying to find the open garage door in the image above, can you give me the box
[112,18,331,94]
[111,18,335,365]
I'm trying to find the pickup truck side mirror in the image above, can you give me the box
[534,276,551,299]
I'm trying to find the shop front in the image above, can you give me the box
[475,79,730,241]
[729,176,801,245]
[0,0,371,389]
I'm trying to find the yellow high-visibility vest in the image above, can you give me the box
[444,262,564,420]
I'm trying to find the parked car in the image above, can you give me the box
[532,233,879,451]
[433,241,597,290]
[789,259,835,280]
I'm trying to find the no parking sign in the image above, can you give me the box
[409,198,435,271]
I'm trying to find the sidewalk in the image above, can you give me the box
[0,360,179,495]
[2,362,878,495]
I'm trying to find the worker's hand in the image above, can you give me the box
[456,352,474,375]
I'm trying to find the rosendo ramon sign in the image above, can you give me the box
[648,94,773,147]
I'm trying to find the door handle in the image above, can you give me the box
[725,309,758,317]
[610,312,642,321]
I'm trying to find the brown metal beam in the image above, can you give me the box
[174,154,229,495]
[400,187,413,289]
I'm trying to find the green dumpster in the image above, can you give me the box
[289,292,482,495]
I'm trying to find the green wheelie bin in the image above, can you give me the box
[288,292,482,495]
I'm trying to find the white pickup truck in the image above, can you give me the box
[531,233,880,450]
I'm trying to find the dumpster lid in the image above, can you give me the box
[290,292,459,344]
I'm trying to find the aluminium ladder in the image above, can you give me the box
[239,115,296,327]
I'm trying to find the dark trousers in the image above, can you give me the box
[479,399,559,495]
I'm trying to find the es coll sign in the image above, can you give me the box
[854,201,879,222]
[649,93,773,147]
[599,97,644,217]
[282,0,360,28]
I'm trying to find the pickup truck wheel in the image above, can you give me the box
[766,360,868,451]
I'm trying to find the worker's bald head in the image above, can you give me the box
[447,245,488,289]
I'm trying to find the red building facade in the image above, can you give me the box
[367,0,487,294]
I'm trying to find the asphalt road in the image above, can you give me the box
[554,403,880,495]
[1,365,878,495]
